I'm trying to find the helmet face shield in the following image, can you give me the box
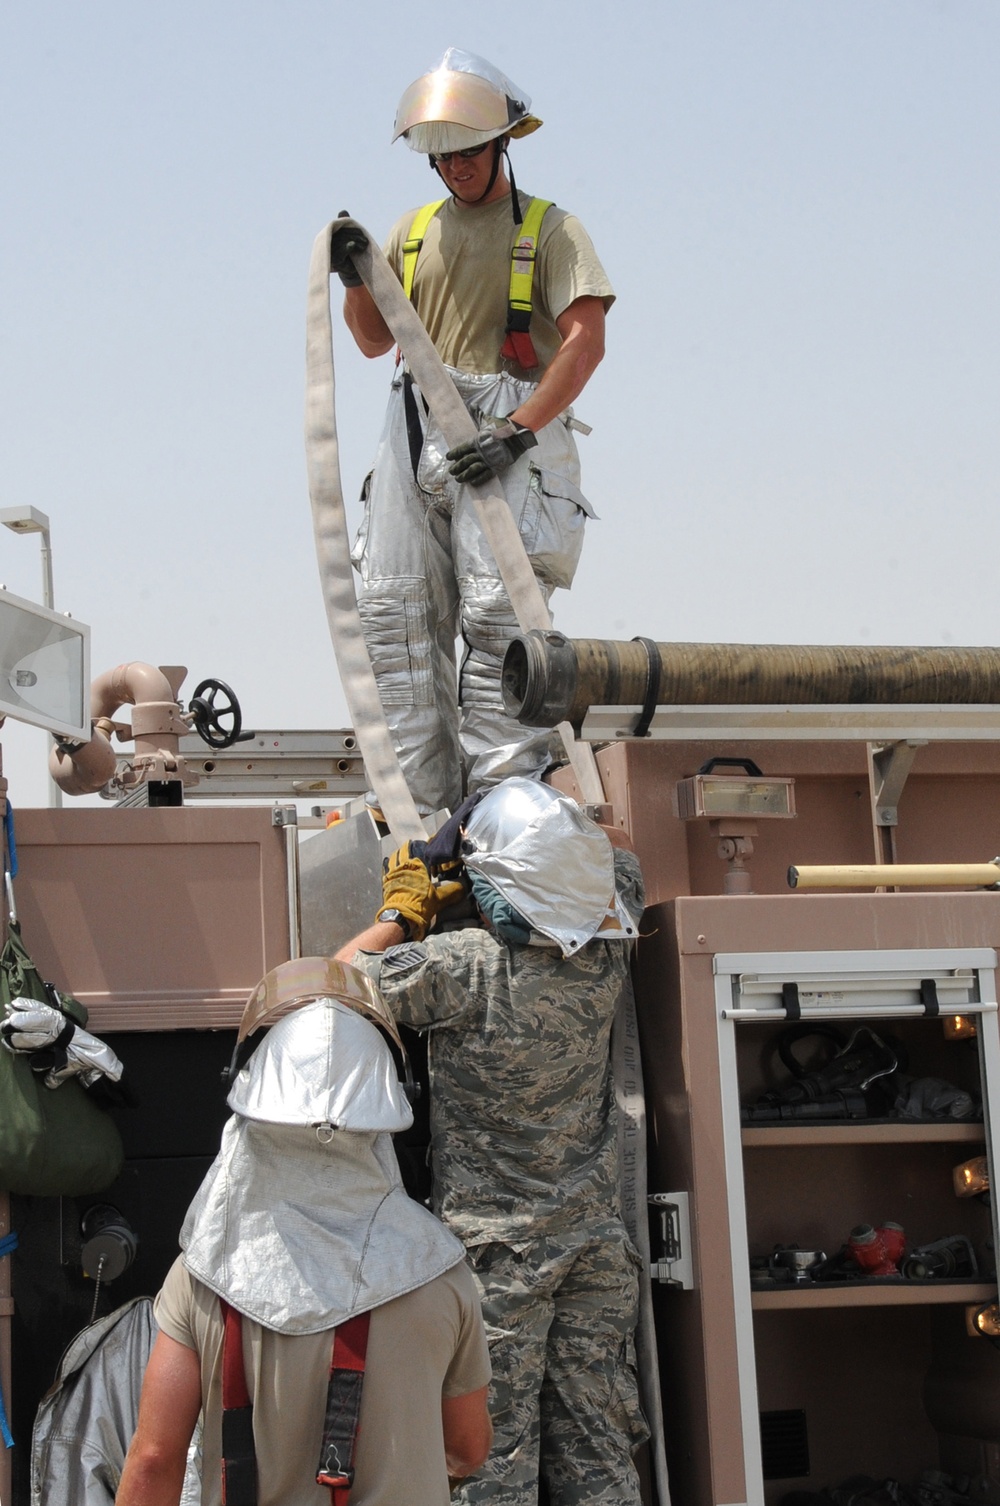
[393,48,542,152]
[462,778,640,956]
[237,956,404,1056]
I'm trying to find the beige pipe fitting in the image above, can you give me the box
[789,861,1000,890]
[49,726,117,796]
[50,662,189,796]
[90,662,178,720]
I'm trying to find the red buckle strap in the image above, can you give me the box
[500,328,539,371]
[219,1299,370,1506]
[220,1301,257,1506]
[316,1311,371,1505]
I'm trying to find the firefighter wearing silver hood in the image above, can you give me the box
[117,958,492,1506]
[334,49,613,816]
[337,779,649,1506]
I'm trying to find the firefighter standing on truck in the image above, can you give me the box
[333,49,614,817]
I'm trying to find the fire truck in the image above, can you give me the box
[4,595,1000,1504]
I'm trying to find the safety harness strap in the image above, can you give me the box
[402,197,554,370]
[220,1300,257,1506]
[315,1311,371,1505]
[500,196,553,370]
[220,1301,370,1506]
[401,200,446,302]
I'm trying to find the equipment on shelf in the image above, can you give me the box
[752,1224,986,1287]
[741,1025,901,1123]
[846,1222,906,1278]
[741,1022,982,1124]
[758,1246,828,1286]
[901,1234,978,1281]
[780,1468,986,1506]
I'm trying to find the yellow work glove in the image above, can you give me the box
[403,839,467,919]
[377,843,465,942]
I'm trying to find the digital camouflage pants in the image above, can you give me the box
[455,1220,649,1506]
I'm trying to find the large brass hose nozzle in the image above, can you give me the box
[501,631,1000,730]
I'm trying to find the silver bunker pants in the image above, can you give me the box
[352,367,594,816]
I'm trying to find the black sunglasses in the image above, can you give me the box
[429,141,492,166]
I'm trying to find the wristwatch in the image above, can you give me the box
[378,908,414,941]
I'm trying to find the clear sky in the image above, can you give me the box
[2,1,998,807]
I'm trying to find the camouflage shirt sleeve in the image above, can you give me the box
[613,847,645,918]
[352,931,492,1032]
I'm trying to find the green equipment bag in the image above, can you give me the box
[0,920,124,1197]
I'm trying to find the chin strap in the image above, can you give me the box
[431,137,506,207]
[504,145,523,225]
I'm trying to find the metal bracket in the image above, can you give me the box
[648,1191,694,1288]
[869,739,926,827]
[109,730,366,802]
[271,805,301,957]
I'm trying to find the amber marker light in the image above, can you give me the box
[943,1015,978,1041]
[953,1156,990,1199]
[967,1302,1000,1340]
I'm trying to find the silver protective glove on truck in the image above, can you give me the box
[1,997,124,1090]
[446,416,538,486]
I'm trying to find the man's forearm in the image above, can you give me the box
[343,285,395,357]
[510,296,605,433]
[334,918,407,962]
[117,1333,201,1506]
[117,1452,188,1506]
[511,338,601,431]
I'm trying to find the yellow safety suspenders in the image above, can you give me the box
[401,196,554,370]
[401,199,446,302]
[500,196,553,370]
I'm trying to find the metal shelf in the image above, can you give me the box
[742,1122,986,1147]
[752,1280,997,1310]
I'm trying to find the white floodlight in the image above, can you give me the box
[0,588,89,740]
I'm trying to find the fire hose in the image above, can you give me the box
[304,221,670,1505]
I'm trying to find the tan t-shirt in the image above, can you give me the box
[154,1256,491,1506]
[384,189,615,379]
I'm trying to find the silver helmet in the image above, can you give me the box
[226,959,413,1134]
[393,49,542,156]
[462,777,640,957]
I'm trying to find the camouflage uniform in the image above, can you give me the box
[355,849,649,1506]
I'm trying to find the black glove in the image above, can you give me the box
[411,791,486,872]
[331,211,368,288]
[446,417,538,486]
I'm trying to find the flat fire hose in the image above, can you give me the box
[614,981,672,1506]
[305,217,605,829]
[305,222,667,1502]
[306,222,427,842]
